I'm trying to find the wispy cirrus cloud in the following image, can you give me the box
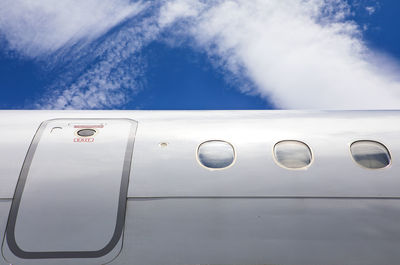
[0,0,146,57]
[0,0,399,109]
[0,0,156,109]
[38,17,160,109]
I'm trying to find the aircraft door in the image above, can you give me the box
[2,119,137,265]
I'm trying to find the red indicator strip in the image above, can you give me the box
[74,138,94,142]
[74,125,104,128]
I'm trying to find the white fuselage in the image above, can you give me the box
[0,110,399,265]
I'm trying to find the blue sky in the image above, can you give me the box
[0,0,399,110]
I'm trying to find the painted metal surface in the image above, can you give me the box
[0,110,400,198]
[2,118,137,264]
[0,110,399,265]
[129,111,400,197]
[0,118,40,199]
[112,198,400,265]
[0,201,12,265]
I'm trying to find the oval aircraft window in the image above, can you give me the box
[274,140,312,169]
[197,140,235,169]
[77,129,96,137]
[350,140,391,169]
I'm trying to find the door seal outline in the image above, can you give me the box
[4,118,137,259]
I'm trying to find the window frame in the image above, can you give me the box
[273,140,314,170]
[196,140,236,170]
[350,140,392,170]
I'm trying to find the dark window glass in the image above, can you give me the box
[274,140,312,169]
[77,129,96,137]
[198,140,235,169]
[350,140,391,169]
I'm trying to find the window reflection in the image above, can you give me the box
[197,140,235,169]
[350,140,391,169]
[274,140,312,169]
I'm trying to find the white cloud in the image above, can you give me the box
[1,0,400,110]
[0,0,146,57]
[160,0,400,109]
[38,18,160,109]
[365,6,376,15]
[158,0,204,27]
